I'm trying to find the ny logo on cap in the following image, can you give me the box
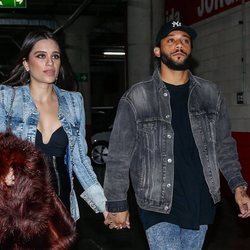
[172,21,182,28]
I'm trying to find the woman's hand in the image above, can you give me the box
[104,211,130,230]
[103,210,108,219]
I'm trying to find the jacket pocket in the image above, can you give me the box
[207,116,216,143]
[139,121,157,153]
[137,120,164,201]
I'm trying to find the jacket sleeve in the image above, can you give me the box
[216,93,247,192]
[0,85,12,132]
[104,97,137,212]
[70,93,107,213]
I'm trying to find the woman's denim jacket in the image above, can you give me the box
[0,84,106,221]
[104,68,247,214]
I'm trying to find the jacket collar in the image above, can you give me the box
[153,67,201,91]
[22,84,76,126]
[53,85,77,126]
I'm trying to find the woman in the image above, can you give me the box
[0,131,76,249]
[0,29,107,221]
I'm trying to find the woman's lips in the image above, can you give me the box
[43,69,56,76]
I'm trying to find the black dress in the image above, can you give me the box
[35,126,71,211]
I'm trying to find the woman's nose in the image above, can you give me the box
[46,57,54,65]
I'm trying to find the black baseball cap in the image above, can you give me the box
[155,20,197,46]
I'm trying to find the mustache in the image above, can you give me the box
[159,51,192,71]
[171,49,187,56]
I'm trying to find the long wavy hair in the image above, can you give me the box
[0,132,76,249]
[3,29,78,91]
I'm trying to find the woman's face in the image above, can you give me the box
[23,38,61,86]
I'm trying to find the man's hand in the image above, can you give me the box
[104,211,130,230]
[235,186,250,218]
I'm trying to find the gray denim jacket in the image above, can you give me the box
[0,84,106,221]
[104,68,247,214]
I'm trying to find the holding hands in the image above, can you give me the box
[104,211,130,230]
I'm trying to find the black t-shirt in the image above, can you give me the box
[139,81,215,230]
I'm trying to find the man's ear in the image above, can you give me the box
[22,59,29,72]
[154,47,160,58]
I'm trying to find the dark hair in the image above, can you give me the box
[3,29,78,91]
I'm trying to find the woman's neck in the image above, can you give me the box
[29,82,56,103]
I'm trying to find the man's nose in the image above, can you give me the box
[175,39,183,48]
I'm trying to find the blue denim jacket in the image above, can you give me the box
[0,84,106,221]
[104,68,247,214]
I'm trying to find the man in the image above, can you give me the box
[104,20,250,249]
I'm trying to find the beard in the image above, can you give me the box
[160,50,192,71]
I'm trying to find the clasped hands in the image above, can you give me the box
[103,211,130,230]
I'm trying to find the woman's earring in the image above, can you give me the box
[24,66,29,72]
[22,59,29,72]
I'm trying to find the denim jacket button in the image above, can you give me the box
[163,92,168,97]
[167,134,172,139]
[164,205,169,210]
[167,158,172,163]
[165,115,170,119]
[167,183,171,188]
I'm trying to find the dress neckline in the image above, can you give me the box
[37,126,63,145]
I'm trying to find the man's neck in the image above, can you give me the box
[160,64,189,86]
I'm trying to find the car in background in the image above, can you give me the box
[90,107,116,185]
[91,127,111,167]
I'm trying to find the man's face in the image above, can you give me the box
[154,30,192,70]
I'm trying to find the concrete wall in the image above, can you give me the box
[191,2,250,132]
[127,0,165,86]
[56,15,97,126]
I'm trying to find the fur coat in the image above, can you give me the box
[0,132,76,249]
